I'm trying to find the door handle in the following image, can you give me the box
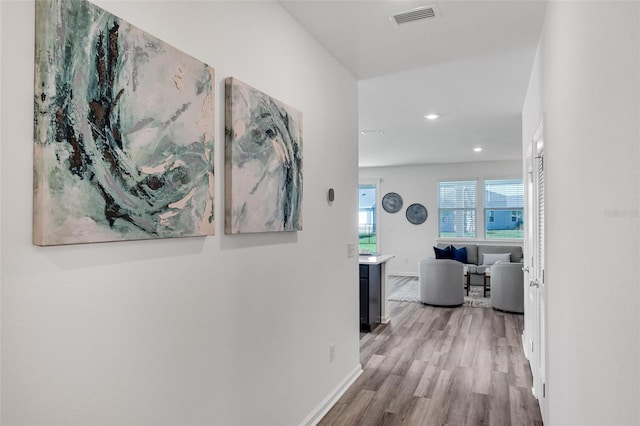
[529,280,540,288]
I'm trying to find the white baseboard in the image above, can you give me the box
[388,271,419,277]
[300,364,363,426]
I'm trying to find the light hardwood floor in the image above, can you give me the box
[320,300,542,425]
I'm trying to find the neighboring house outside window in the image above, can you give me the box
[484,179,524,239]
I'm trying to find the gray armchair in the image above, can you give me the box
[419,259,464,306]
[490,262,524,313]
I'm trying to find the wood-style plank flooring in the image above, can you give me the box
[320,301,542,425]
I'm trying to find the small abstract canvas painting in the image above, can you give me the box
[225,78,303,234]
[33,0,215,246]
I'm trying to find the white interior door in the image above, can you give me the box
[526,124,547,419]
[524,145,535,361]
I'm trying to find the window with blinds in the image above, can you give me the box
[438,180,477,238]
[484,178,524,239]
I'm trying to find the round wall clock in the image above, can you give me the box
[406,203,428,225]
[382,192,403,213]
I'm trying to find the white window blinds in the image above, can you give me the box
[438,180,477,238]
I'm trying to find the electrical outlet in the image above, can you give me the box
[329,344,336,362]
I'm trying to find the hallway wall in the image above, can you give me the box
[0,1,360,424]
[523,2,640,424]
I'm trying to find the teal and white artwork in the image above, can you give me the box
[224,78,303,234]
[33,0,215,246]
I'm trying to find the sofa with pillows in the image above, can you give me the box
[433,243,523,286]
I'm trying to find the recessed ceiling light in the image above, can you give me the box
[473,147,483,152]
[424,114,440,120]
[360,130,384,135]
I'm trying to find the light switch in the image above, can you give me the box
[347,243,357,258]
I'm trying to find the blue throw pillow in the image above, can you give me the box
[451,245,468,264]
[434,246,452,259]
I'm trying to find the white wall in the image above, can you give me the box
[522,1,640,424]
[522,44,542,154]
[0,1,360,425]
[360,160,522,275]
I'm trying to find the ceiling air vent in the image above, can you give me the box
[389,5,439,27]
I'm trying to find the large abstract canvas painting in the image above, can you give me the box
[225,78,303,234]
[33,0,215,246]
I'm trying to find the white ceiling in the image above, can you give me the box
[278,0,547,167]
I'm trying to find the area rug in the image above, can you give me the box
[387,277,491,308]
